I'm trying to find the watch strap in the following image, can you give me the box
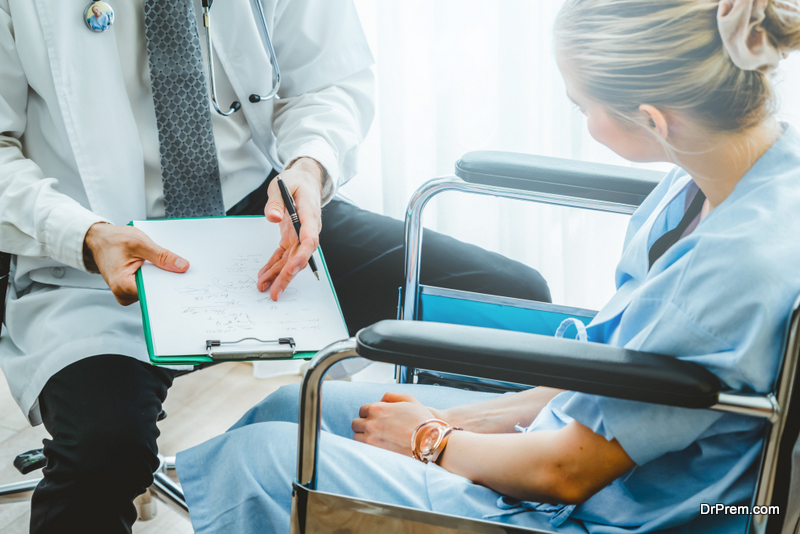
[430,425,462,465]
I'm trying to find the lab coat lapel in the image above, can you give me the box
[33,0,146,224]
[211,0,282,168]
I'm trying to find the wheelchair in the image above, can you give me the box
[289,152,800,534]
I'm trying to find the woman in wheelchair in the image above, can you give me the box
[176,0,800,532]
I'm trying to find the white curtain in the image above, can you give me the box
[342,0,800,310]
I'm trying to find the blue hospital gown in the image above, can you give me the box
[177,125,800,533]
[538,123,800,532]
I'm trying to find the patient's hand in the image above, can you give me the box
[352,392,436,457]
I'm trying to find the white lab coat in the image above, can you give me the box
[0,0,374,423]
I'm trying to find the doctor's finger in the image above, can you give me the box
[279,237,317,281]
[268,255,309,301]
[264,180,286,223]
[294,198,322,249]
[268,267,294,301]
[260,246,287,278]
[258,255,288,291]
[278,214,298,249]
[262,248,291,281]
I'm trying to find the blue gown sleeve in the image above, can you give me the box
[554,303,735,467]
[558,231,784,465]
[556,393,726,466]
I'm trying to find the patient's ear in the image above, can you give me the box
[639,104,669,140]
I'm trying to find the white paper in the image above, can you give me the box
[134,218,348,358]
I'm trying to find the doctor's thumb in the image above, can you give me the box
[144,244,190,274]
[265,200,284,223]
[264,182,285,223]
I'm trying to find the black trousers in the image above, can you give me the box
[319,200,551,335]
[30,183,550,533]
[30,356,174,534]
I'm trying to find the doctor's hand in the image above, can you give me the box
[83,222,190,306]
[257,157,324,301]
[351,392,437,457]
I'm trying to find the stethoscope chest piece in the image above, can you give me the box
[84,1,115,32]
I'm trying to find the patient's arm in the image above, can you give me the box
[439,421,634,504]
[353,391,634,505]
[430,387,564,434]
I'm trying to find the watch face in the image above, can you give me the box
[421,427,442,455]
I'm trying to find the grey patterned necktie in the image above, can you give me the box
[144,0,225,218]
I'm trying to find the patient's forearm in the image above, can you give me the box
[434,387,563,434]
[438,421,635,504]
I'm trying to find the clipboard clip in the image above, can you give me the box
[205,337,296,360]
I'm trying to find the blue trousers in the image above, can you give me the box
[176,381,589,534]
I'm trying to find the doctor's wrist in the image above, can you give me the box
[83,222,110,274]
[285,157,327,194]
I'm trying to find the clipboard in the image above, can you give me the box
[132,216,348,366]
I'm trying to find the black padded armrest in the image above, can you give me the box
[456,151,662,207]
[356,320,721,409]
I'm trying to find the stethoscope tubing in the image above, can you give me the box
[203,0,281,116]
[248,0,281,103]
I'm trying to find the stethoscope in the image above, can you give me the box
[201,0,281,116]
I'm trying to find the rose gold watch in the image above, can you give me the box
[411,419,463,464]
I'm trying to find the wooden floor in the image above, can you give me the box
[0,362,302,533]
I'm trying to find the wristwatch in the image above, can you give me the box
[411,419,463,464]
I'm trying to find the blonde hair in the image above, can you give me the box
[554,0,800,134]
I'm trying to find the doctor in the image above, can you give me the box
[0,0,376,531]
[0,0,550,532]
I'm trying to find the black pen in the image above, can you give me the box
[276,177,320,281]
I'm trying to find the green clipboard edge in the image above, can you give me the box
[131,216,349,367]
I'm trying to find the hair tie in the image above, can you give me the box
[717,0,784,73]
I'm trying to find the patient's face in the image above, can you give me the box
[557,59,669,164]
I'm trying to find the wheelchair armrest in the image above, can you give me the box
[455,151,662,207]
[356,320,721,409]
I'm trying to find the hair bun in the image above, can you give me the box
[764,0,800,57]
[555,0,784,133]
